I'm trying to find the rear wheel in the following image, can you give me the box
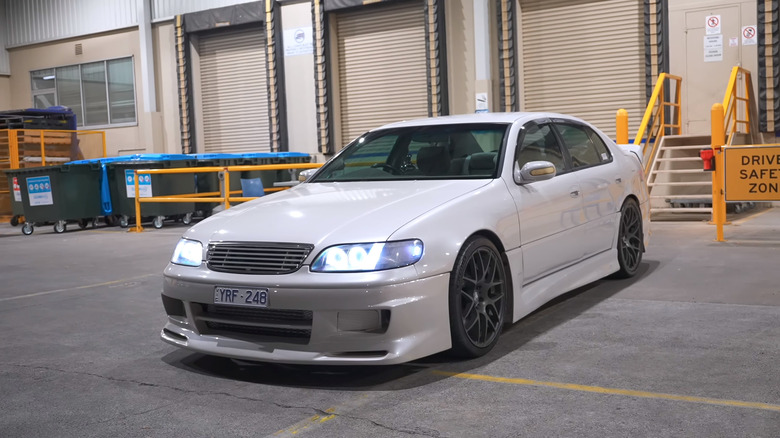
[54,220,66,234]
[614,197,643,278]
[153,215,164,229]
[448,236,507,358]
[22,223,34,235]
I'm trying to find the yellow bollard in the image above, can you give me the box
[616,109,629,144]
[710,104,725,242]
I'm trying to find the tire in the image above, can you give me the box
[10,215,19,227]
[153,215,164,229]
[119,216,129,228]
[22,223,34,235]
[181,212,193,225]
[614,197,643,278]
[77,219,89,230]
[54,221,66,234]
[448,236,507,358]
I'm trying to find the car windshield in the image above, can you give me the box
[311,123,509,182]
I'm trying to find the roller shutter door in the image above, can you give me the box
[520,0,644,138]
[199,28,270,153]
[336,1,428,146]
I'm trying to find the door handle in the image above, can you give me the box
[570,190,580,198]
[615,177,622,184]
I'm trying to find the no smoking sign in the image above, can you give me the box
[742,25,757,46]
[706,15,721,35]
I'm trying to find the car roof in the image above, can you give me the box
[376,112,589,130]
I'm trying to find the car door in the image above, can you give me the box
[552,121,621,258]
[508,120,585,284]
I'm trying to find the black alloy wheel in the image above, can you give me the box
[614,197,643,278]
[449,236,507,358]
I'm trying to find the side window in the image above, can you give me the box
[554,123,610,169]
[516,123,566,174]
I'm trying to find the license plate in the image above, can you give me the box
[214,286,269,307]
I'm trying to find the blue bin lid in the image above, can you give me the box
[188,153,243,160]
[240,152,310,158]
[66,154,195,165]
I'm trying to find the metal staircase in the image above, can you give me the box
[627,67,758,220]
[645,135,712,218]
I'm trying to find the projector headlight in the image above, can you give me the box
[171,238,203,267]
[311,239,423,272]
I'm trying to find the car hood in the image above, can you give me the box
[184,180,491,247]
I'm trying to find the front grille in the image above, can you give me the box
[197,303,313,344]
[207,242,314,275]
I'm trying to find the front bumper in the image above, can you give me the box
[161,263,452,365]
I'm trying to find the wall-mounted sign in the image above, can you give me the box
[704,35,723,62]
[283,27,313,57]
[725,146,780,201]
[742,25,757,46]
[706,15,721,35]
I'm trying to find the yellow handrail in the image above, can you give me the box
[129,162,323,232]
[632,73,682,175]
[721,66,752,145]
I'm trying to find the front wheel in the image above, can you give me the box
[22,223,34,235]
[614,197,643,278]
[54,220,67,234]
[448,236,507,358]
[152,215,164,229]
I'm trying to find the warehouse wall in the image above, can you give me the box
[445,0,477,115]
[281,1,318,159]
[0,76,10,109]
[7,28,147,156]
[152,21,182,154]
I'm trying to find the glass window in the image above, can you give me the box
[107,58,136,124]
[29,57,136,127]
[55,65,83,125]
[554,123,608,169]
[516,123,566,174]
[312,124,508,182]
[81,62,108,126]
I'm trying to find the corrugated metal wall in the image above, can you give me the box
[5,0,138,48]
[151,0,258,22]
[2,0,260,49]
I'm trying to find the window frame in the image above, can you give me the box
[515,121,570,176]
[29,56,138,129]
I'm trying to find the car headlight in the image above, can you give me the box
[311,239,423,272]
[171,238,203,267]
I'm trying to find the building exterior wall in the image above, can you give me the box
[281,1,318,159]
[153,21,182,154]
[445,0,477,115]
[0,76,10,108]
[669,0,759,134]
[7,28,147,155]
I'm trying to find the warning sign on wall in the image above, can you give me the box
[704,35,723,62]
[742,25,757,46]
[725,146,780,201]
[705,15,721,35]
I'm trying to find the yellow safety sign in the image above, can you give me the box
[724,145,780,201]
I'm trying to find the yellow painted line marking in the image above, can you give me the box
[732,207,774,225]
[273,408,337,436]
[0,274,157,302]
[433,371,780,413]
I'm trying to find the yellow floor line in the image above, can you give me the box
[733,207,774,225]
[0,274,157,302]
[432,370,780,412]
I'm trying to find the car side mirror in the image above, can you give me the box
[513,161,556,185]
[298,168,318,182]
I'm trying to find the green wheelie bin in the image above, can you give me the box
[105,155,198,229]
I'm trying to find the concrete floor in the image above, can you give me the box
[0,209,778,437]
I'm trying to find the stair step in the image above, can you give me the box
[655,157,702,162]
[648,181,712,187]
[651,195,713,200]
[660,145,709,150]
[651,207,712,213]
[651,169,706,174]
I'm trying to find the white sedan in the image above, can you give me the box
[160,113,649,364]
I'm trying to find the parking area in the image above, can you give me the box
[1,209,778,437]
